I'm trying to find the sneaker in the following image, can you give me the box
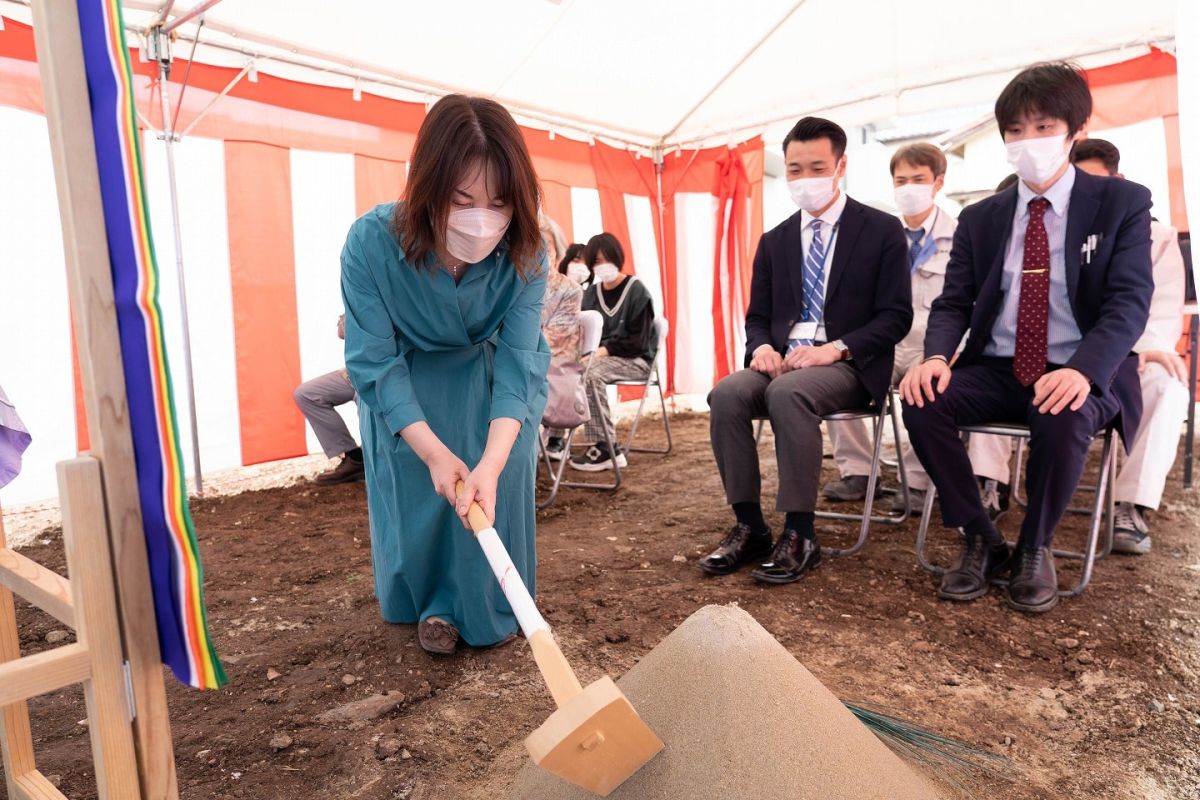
[978,478,1010,523]
[1112,501,1152,555]
[889,487,926,515]
[822,475,882,502]
[545,437,566,461]
[568,442,628,472]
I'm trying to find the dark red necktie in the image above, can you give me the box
[1013,197,1051,386]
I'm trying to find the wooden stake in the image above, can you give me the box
[60,456,142,798]
[30,3,179,796]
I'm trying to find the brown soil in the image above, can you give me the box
[6,413,1200,799]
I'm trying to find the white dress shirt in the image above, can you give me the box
[984,166,1084,365]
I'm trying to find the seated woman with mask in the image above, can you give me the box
[569,233,657,472]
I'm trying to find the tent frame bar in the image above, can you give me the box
[149,23,205,495]
[4,0,1177,151]
[160,0,222,34]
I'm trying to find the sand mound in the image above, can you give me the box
[509,604,939,799]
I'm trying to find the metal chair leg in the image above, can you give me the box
[625,367,672,455]
[820,398,910,557]
[537,428,577,509]
[817,401,909,532]
[914,482,945,577]
[1060,431,1114,597]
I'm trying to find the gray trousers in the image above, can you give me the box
[709,363,869,512]
[582,355,652,444]
[293,369,358,458]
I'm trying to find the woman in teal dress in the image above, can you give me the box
[341,95,550,655]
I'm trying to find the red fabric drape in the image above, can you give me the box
[657,139,764,388]
[224,141,307,465]
[354,155,407,217]
[1087,47,1187,232]
[711,150,751,382]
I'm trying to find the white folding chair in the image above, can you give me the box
[614,317,673,455]
[537,310,622,504]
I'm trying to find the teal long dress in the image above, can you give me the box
[341,203,550,647]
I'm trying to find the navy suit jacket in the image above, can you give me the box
[744,196,913,405]
[924,167,1153,440]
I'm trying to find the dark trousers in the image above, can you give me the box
[902,358,1121,550]
[709,363,870,512]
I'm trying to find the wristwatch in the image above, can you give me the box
[831,340,850,361]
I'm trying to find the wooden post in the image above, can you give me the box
[0,501,38,800]
[29,3,180,797]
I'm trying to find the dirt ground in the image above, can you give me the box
[6,412,1200,799]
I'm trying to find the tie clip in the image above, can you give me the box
[1022,268,1047,274]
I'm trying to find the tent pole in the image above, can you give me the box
[652,146,672,399]
[153,29,204,496]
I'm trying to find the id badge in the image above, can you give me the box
[788,321,819,341]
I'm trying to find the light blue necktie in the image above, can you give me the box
[787,219,827,353]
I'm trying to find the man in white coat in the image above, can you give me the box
[823,144,1010,513]
[1070,138,1188,553]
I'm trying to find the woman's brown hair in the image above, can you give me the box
[395,95,543,277]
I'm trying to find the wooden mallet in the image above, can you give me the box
[455,483,663,796]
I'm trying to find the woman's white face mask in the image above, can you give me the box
[1005,134,1071,187]
[566,260,591,284]
[445,207,511,264]
[787,160,843,213]
[592,262,620,285]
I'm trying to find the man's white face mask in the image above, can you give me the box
[787,159,843,213]
[893,183,935,216]
[1005,134,1071,187]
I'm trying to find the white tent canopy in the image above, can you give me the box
[8,0,1178,150]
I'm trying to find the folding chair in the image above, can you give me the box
[753,389,911,558]
[615,317,673,455]
[914,422,1117,598]
[537,310,623,504]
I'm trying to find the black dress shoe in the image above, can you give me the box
[1007,546,1059,613]
[314,454,366,485]
[698,523,773,576]
[750,529,820,585]
[937,536,1011,601]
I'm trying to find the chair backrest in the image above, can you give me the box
[651,317,668,365]
[578,309,604,356]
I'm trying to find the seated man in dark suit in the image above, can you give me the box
[900,62,1153,613]
[699,117,912,585]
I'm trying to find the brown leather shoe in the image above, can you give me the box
[314,455,365,485]
[698,523,773,576]
[937,537,1011,601]
[1006,546,1059,613]
[750,530,821,585]
[418,617,459,655]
